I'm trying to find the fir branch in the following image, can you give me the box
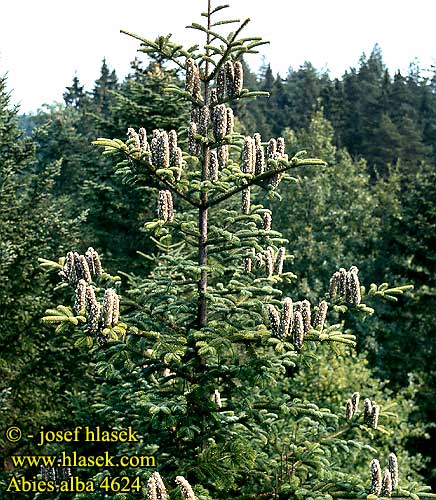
[206,157,326,208]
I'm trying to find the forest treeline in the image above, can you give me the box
[1,42,435,494]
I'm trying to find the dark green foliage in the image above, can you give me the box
[0,74,93,487]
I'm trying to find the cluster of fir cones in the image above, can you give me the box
[127,128,183,178]
[245,245,286,277]
[186,57,242,165]
[147,472,196,500]
[267,298,328,351]
[329,265,362,305]
[345,391,380,429]
[241,135,288,215]
[59,248,120,335]
[127,56,291,224]
[243,212,285,277]
[370,453,399,497]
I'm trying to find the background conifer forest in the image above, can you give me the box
[1,1,436,499]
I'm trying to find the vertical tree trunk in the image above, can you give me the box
[197,0,211,328]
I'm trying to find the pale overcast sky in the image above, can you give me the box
[0,0,435,113]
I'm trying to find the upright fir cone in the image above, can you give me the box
[233,61,244,95]
[192,65,202,101]
[338,268,347,301]
[185,58,196,94]
[158,131,170,169]
[147,475,157,500]
[74,279,87,314]
[267,138,277,160]
[313,301,328,330]
[388,453,398,489]
[62,251,76,284]
[214,389,222,408]
[255,140,265,175]
[263,212,272,231]
[226,107,234,135]
[90,247,102,276]
[168,130,178,161]
[78,255,92,284]
[217,145,229,168]
[225,60,235,96]
[165,190,174,222]
[242,136,255,174]
[277,137,285,156]
[151,132,160,166]
[112,291,120,325]
[85,248,95,276]
[158,190,169,222]
[208,150,219,181]
[371,404,380,429]
[329,271,340,298]
[175,476,196,500]
[265,247,274,277]
[275,247,286,274]
[279,298,293,338]
[351,391,360,414]
[152,472,167,500]
[292,311,304,351]
[188,121,199,156]
[199,105,210,136]
[382,470,393,497]
[346,399,354,420]
[266,304,280,337]
[370,459,382,496]
[85,285,100,334]
[301,300,312,333]
[174,147,183,180]
[213,104,227,141]
[294,301,302,314]
[103,289,115,327]
[139,127,149,151]
[127,127,140,149]
[347,267,362,305]
[216,67,226,100]
[242,188,251,214]
[363,398,373,424]
[70,252,80,282]
[83,247,102,279]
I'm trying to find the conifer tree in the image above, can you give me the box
[0,74,93,492]
[40,3,435,499]
[93,58,119,118]
[63,74,88,108]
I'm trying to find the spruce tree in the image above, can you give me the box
[93,58,119,118]
[40,2,435,499]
